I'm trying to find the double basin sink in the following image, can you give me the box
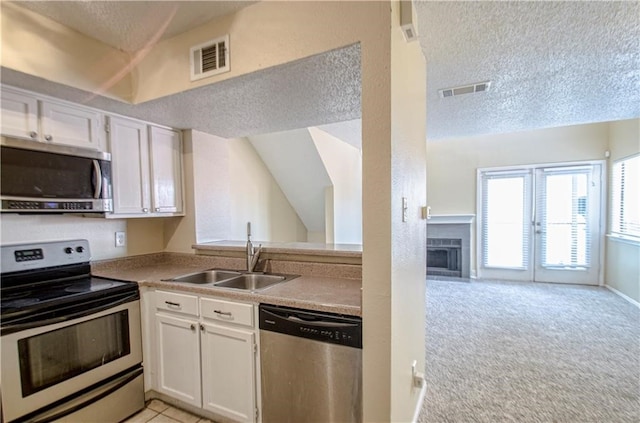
[165,269,298,292]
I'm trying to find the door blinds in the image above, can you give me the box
[481,170,531,269]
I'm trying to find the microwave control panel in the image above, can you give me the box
[2,200,94,211]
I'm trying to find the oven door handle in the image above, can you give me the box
[1,292,139,335]
[19,366,143,423]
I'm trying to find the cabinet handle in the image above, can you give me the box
[29,131,38,139]
[200,324,205,331]
[190,324,196,331]
[165,301,181,308]
[44,134,52,141]
[142,208,149,213]
[213,310,232,317]
[155,207,160,212]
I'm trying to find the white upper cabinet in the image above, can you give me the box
[1,88,38,139]
[40,99,103,150]
[108,116,184,217]
[149,126,183,214]
[1,86,105,151]
[108,116,151,215]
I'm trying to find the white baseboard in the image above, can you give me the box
[412,382,427,423]
[605,285,640,308]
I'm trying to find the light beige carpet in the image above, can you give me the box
[419,279,640,423]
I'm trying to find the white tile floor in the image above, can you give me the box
[123,399,214,423]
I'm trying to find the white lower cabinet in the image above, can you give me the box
[156,314,201,407]
[201,322,256,421]
[152,290,258,423]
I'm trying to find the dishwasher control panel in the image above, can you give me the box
[259,304,362,349]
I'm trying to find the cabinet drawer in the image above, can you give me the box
[201,298,254,328]
[156,290,198,316]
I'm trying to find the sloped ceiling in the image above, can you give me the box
[13,1,256,52]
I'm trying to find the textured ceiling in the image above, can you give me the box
[5,1,640,140]
[416,0,640,139]
[13,1,256,52]
[1,43,361,139]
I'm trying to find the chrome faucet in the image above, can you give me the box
[246,222,262,273]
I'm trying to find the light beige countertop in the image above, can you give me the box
[92,253,362,317]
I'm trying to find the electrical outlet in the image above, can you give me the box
[115,231,126,247]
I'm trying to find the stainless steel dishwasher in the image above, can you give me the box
[259,304,362,423]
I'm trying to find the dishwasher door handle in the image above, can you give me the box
[287,315,359,328]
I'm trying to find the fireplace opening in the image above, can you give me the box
[427,238,462,277]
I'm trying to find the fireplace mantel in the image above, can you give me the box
[428,214,475,224]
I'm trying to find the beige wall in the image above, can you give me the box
[426,122,610,216]
[388,2,428,419]
[0,2,132,101]
[605,118,640,303]
[132,1,392,103]
[360,1,428,420]
[228,138,307,242]
[310,127,363,244]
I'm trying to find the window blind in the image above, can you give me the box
[538,168,591,268]
[481,171,530,269]
[612,154,640,239]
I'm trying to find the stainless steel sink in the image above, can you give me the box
[165,269,297,291]
[213,273,292,292]
[168,270,241,284]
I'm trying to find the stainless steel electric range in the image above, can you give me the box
[1,239,144,423]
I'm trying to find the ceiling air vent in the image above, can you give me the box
[190,35,230,81]
[438,81,491,99]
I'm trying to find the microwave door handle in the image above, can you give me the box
[92,159,102,199]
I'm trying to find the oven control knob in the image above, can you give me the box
[64,247,73,254]
[76,246,85,253]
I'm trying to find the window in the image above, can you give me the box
[480,170,531,269]
[611,154,640,239]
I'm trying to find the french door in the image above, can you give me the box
[479,162,603,285]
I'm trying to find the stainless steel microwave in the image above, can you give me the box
[0,136,113,213]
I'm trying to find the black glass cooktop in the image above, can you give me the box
[1,276,134,313]
[1,268,139,335]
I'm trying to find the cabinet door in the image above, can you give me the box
[108,116,151,215]
[1,88,39,139]
[149,126,183,214]
[201,322,256,423]
[40,99,103,150]
[156,314,201,407]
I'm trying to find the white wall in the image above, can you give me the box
[164,131,305,252]
[606,118,640,303]
[248,129,331,236]
[228,138,307,242]
[0,215,128,260]
[310,127,363,244]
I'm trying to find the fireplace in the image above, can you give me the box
[427,238,462,277]
[426,214,474,278]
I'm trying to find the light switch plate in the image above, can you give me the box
[402,197,408,222]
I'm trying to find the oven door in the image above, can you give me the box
[1,300,142,422]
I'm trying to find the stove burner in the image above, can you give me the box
[3,298,40,308]
[65,281,116,293]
